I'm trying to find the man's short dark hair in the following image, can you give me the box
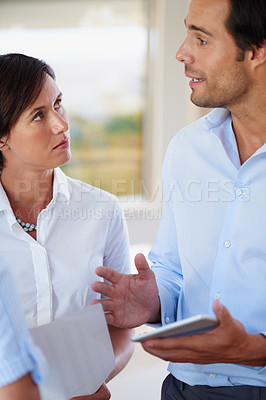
[226,0,266,51]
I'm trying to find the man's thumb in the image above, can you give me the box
[134,253,150,276]
[213,300,231,325]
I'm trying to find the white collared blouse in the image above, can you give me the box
[0,168,130,328]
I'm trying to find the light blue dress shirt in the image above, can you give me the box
[149,108,266,387]
[0,258,46,387]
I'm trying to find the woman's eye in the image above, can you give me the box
[55,99,62,109]
[33,111,43,121]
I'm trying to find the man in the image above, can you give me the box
[0,258,46,400]
[91,0,266,398]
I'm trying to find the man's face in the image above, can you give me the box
[176,0,250,109]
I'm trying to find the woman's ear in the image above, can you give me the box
[0,137,10,151]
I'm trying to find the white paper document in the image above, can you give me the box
[30,304,115,400]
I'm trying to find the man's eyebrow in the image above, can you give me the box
[184,19,213,37]
[28,91,63,118]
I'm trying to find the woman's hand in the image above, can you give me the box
[69,383,111,400]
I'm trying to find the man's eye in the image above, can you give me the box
[33,112,43,121]
[198,38,207,45]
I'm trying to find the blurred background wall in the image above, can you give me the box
[0,0,203,398]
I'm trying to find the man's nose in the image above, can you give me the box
[176,39,195,64]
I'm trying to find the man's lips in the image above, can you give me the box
[53,139,70,149]
[185,72,206,87]
[185,72,206,80]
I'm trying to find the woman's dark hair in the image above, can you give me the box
[0,53,55,170]
[226,0,266,51]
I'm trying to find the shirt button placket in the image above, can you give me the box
[214,293,221,300]
[224,240,231,248]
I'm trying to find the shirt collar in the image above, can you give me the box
[204,107,266,166]
[53,168,71,203]
[204,108,241,170]
[0,168,70,214]
[204,108,231,130]
[0,181,13,213]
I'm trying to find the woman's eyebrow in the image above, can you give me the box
[28,105,45,119]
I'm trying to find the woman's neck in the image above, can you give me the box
[1,167,54,223]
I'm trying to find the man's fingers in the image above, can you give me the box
[90,299,115,324]
[94,266,122,284]
[141,341,210,364]
[104,312,114,325]
[91,281,115,298]
[142,335,202,352]
[134,253,152,277]
[90,298,115,312]
[212,300,232,326]
[95,255,152,285]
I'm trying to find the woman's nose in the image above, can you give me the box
[51,113,69,135]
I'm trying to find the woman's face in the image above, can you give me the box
[2,74,70,173]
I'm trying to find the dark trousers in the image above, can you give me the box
[161,374,266,400]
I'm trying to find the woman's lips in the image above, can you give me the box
[53,139,70,149]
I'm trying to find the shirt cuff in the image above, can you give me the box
[157,282,177,326]
[258,332,266,374]
[0,335,47,387]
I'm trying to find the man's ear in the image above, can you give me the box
[249,41,266,69]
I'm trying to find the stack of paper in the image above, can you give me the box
[30,304,115,400]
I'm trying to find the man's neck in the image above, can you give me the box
[229,101,266,164]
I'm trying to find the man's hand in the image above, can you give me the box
[91,253,159,328]
[69,383,111,400]
[142,300,266,366]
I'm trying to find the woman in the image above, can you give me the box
[0,53,133,400]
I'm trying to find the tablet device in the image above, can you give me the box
[131,314,219,342]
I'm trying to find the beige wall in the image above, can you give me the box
[127,0,203,246]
